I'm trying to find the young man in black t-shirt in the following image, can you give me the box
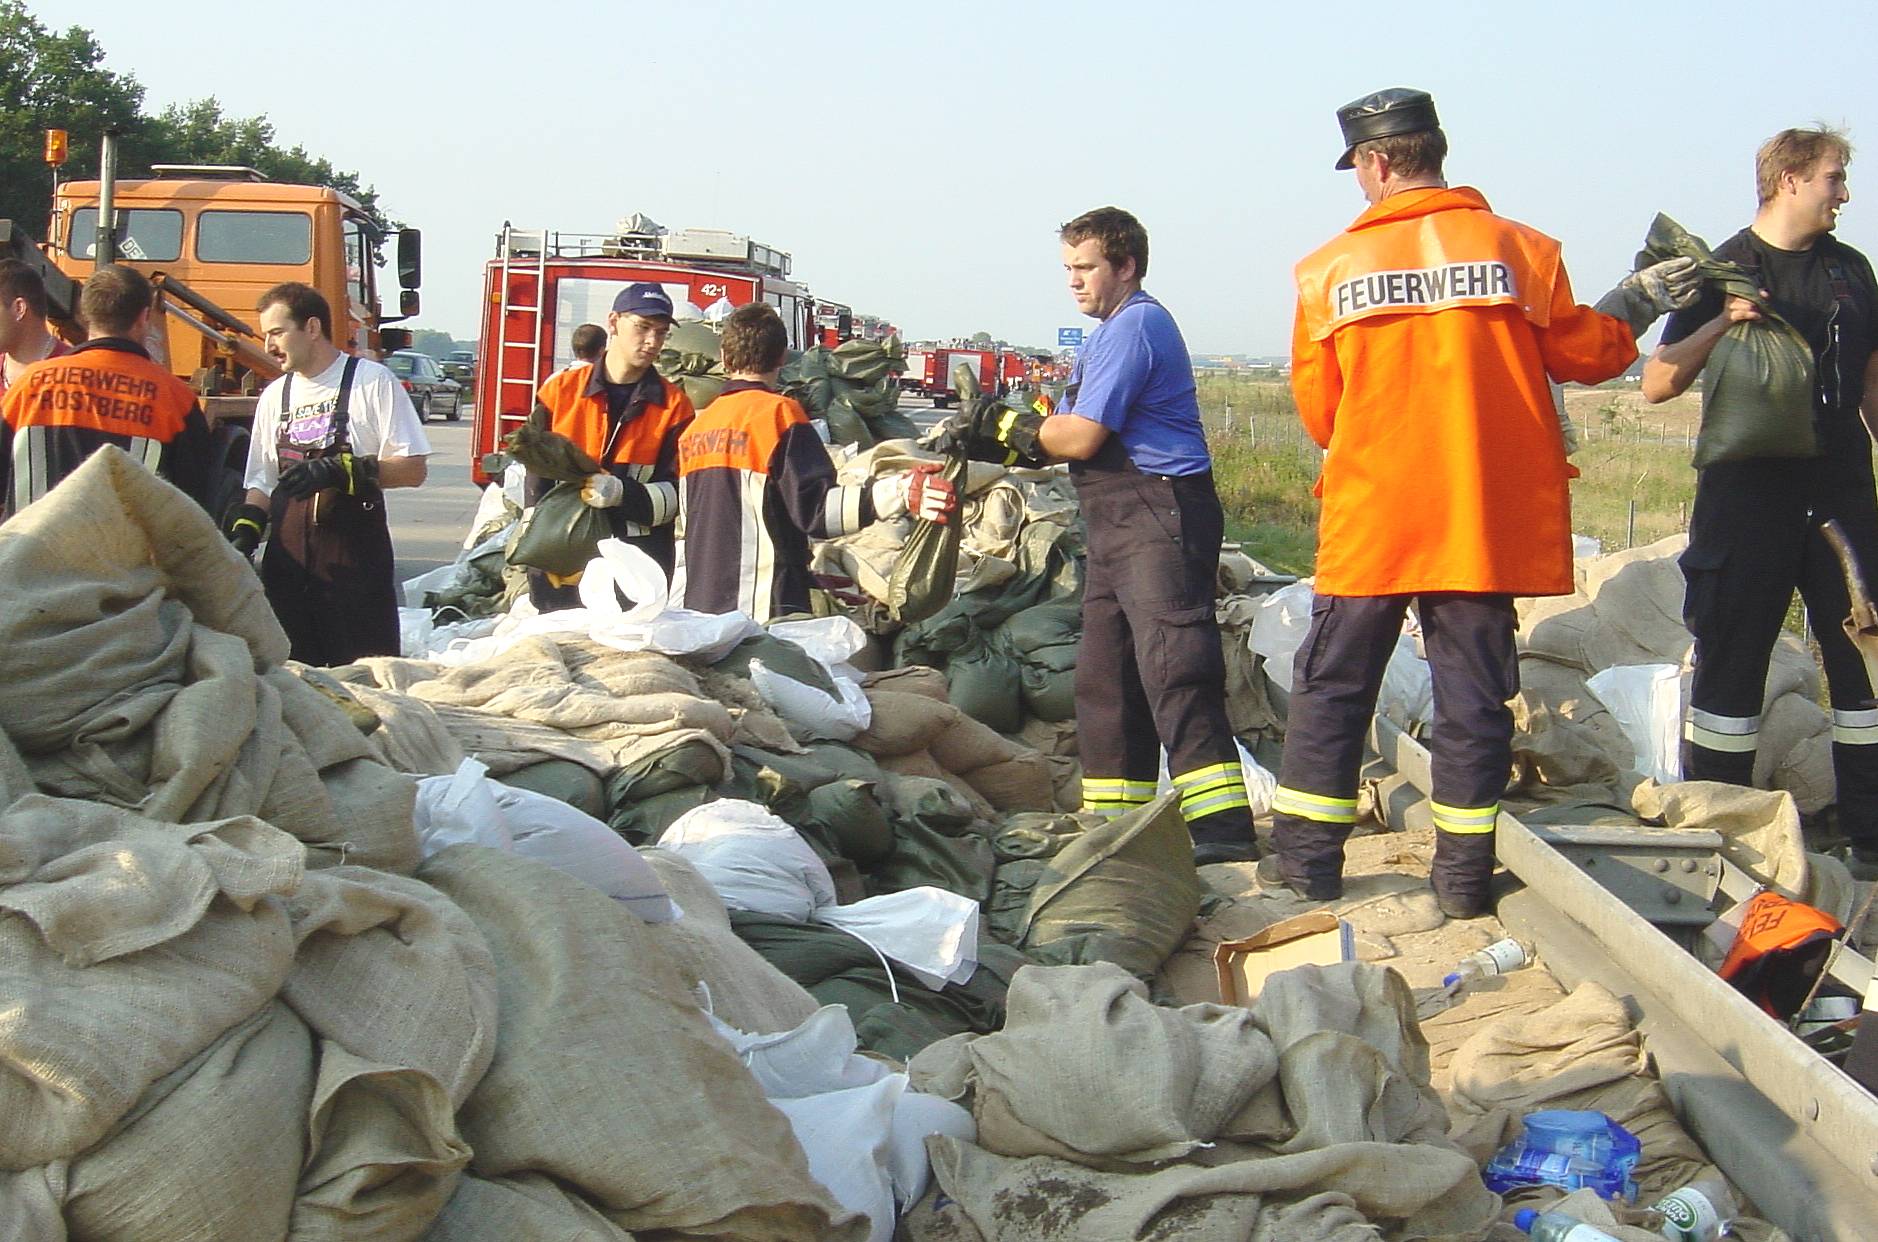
[1644,127,1878,869]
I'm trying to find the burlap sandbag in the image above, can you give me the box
[961,963,1279,1164]
[0,796,301,1167]
[421,1173,638,1241]
[0,446,288,755]
[1010,794,1203,979]
[925,1133,1496,1242]
[1447,981,1715,1198]
[419,846,863,1239]
[343,683,468,776]
[638,847,822,1034]
[55,1003,310,1241]
[853,689,956,756]
[282,866,498,1107]
[291,1040,473,1241]
[1631,779,1809,898]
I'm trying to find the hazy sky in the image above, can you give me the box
[50,0,1878,354]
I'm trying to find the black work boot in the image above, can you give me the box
[1192,836,1261,866]
[1256,853,1343,901]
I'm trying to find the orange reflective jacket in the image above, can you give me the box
[1718,890,1843,1017]
[534,363,694,472]
[1291,187,1637,597]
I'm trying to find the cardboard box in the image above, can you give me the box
[1213,911,1354,1007]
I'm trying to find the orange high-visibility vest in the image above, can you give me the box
[1291,187,1637,597]
[1718,890,1843,1016]
[534,364,693,472]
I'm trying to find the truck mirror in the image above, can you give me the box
[379,327,413,353]
[397,228,422,289]
[399,288,420,318]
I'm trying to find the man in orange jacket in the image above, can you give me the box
[1269,88,1700,914]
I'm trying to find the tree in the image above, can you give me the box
[410,328,467,360]
[970,331,994,345]
[0,2,387,243]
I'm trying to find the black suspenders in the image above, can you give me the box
[279,356,361,452]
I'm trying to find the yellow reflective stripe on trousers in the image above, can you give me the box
[1271,785,1358,824]
[1081,776,1156,816]
[1431,800,1499,835]
[1173,761,1250,819]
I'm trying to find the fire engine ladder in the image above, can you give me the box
[495,225,550,439]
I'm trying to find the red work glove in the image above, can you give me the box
[906,463,956,525]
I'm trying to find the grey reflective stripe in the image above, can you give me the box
[1685,707,1760,753]
[1834,707,1878,745]
[821,484,865,537]
[741,472,774,619]
[645,480,678,526]
[10,426,159,508]
[131,435,163,475]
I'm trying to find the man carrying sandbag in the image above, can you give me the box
[228,282,431,665]
[945,206,1261,866]
[677,302,954,621]
[1271,89,1697,915]
[1642,127,1878,875]
[523,282,695,611]
[2,265,213,517]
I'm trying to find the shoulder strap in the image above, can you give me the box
[280,371,292,413]
[330,356,361,448]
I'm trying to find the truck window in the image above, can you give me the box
[342,218,372,310]
[197,211,313,264]
[68,208,183,261]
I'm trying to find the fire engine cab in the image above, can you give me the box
[470,220,814,485]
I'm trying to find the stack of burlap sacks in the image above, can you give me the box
[1513,533,1833,810]
[0,449,878,1240]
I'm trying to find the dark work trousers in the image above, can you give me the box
[1070,440,1251,847]
[1682,458,1878,849]
[1270,593,1517,903]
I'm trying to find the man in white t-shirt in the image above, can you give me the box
[229,281,431,664]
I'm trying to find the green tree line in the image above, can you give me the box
[0,0,388,241]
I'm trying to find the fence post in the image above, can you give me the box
[1627,499,1637,549]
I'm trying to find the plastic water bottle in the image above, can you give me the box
[1514,1208,1624,1241]
[1647,1177,1735,1242]
[1443,936,1533,994]
[1483,1109,1640,1200]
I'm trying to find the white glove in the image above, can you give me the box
[581,471,624,508]
[870,473,911,519]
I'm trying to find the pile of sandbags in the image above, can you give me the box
[1514,534,1834,812]
[783,336,917,447]
[0,449,879,1241]
[659,320,729,410]
[899,960,1499,1241]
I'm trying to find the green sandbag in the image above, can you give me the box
[1638,213,1816,466]
[661,321,723,365]
[677,374,726,410]
[867,817,995,903]
[822,399,874,449]
[879,774,977,837]
[1002,793,1203,979]
[496,759,607,820]
[801,779,896,866]
[607,739,727,805]
[728,915,1026,1060]
[800,742,885,785]
[614,785,712,845]
[713,634,839,697]
[944,634,1026,735]
[828,338,905,385]
[887,447,965,624]
[864,410,921,442]
[507,482,614,577]
[1020,663,1077,723]
[837,379,901,419]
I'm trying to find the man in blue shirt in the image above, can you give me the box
[958,206,1256,863]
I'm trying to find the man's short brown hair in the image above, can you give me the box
[78,265,154,337]
[571,322,606,361]
[1757,127,1853,204]
[1354,127,1448,180]
[1060,206,1150,280]
[257,281,333,340]
[0,259,49,319]
[720,303,788,374]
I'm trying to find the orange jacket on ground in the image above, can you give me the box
[1291,187,1637,597]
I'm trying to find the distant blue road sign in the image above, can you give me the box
[1057,327,1084,347]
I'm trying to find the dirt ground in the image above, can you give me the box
[1563,384,1701,435]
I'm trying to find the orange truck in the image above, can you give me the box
[3,154,421,519]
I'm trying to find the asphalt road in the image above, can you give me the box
[386,390,952,591]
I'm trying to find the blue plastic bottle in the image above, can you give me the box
[1514,1208,1625,1241]
[1483,1110,1640,1200]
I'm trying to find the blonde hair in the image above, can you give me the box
[1756,127,1853,204]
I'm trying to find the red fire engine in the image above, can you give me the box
[470,222,815,485]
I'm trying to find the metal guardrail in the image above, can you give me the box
[1372,715,1878,1241]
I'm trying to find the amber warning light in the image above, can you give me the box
[44,129,68,167]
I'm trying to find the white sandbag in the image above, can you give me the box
[489,781,678,923]
[708,1005,894,1098]
[768,615,870,668]
[1250,579,1314,694]
[816,887,980,989]
[1587,663,1684,785]
[662,799,838,921]
[772,1077,903,1242]
[1157,738,1277,818]
[413,758,515,855]
[401,562,466,610]
[750,657,874,741]
[578,537,672,621]
[888,1089,977,1207]
[400,607,435,658]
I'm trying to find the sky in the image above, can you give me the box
[44,0,1878,355]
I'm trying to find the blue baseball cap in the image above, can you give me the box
[612,282,674,319]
